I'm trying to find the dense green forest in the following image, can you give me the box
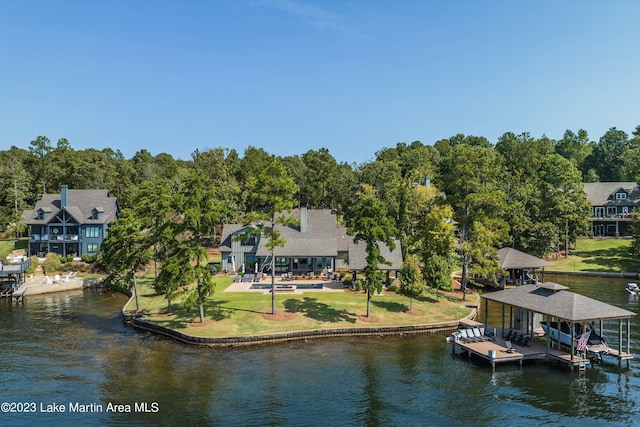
[2,127,640,277]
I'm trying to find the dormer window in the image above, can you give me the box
[92,207,104,220]
[37,207,51,220]
[616,192,628,200]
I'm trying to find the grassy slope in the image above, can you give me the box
[126,276,476,338]
[547,238,640,272]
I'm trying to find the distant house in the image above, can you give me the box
[219,207,402,278]
[583,182,640,237]
[23,185,119,257]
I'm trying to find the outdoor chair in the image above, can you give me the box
[505,340,517,353]
[503,330,515,341]
[471,327,490,341]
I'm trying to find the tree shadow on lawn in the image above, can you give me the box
[371,300,407,313]
[283,297,357,323]
[153,300,233,329]
[573,252,639,272]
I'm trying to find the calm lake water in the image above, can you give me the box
[1,276,640,426]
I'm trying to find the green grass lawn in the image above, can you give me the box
[0,238,27,260]
[548,238,640,273]
[125,277,476,338]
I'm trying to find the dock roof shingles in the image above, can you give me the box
[498,247,554,269]
[483,283,635,322]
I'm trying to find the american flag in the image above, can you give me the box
[577,331,591,352]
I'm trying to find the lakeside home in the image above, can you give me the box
[22,186,119,258]
[584,181,639,237]
[219,206,403,280]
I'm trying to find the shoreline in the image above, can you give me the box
[119,288,481,347]
[16,276,100,296]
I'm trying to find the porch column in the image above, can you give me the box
[569,320,574,361]
[619,319,623,367]
[484,299,489,330]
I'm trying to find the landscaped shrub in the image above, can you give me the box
[43,253,62,273]
[25,256,39,274]
[81,254,98,263]
[387,284,399,293]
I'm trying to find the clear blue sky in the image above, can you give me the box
[2,0,639,164]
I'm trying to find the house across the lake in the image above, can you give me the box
[583,182,640,237]
[219,206,403,279]
[23,185,119,258]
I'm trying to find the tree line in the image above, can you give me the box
[2,126,640,311]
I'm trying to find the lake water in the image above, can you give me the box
[1,276,639,426]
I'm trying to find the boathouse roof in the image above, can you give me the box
[482,283,635,322]
[498,247,554,270]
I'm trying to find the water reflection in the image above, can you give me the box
[1,276,640,425]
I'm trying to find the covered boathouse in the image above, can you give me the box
[451,282,635,371]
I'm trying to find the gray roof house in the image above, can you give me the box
[219,207,403,276]
[23,185,119,258]
[583,182,640,237]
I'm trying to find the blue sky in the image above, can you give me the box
[2,0,639,164]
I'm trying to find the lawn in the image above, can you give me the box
[0,238,27,260]
[548,238,640,273]
[124,277,477,338]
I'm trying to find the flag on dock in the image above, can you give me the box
[577,331,591,351]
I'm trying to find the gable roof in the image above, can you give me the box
[482,283,635,322]
[498,247,554,270]
[347,239,403,271]
[220,208,404,270]
[583,182,640,206]
[23,189,118,225]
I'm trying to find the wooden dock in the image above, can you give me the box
[11,286,27,304]
[451,334,593,371]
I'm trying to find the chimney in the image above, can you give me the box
[61,185,69,207]
[300,204,307,233]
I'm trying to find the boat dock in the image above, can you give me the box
[11,286,27,304]
[450,328,633,371]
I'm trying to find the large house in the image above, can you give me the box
[219,207,403,278]
[23,186,119,257]
[583,182,640,237]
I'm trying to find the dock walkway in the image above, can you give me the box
[451,330,633,370]
[452,334,592,371]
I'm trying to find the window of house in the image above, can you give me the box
[87,243,99,253]
[616,192,628,200]
[85,226,101,238]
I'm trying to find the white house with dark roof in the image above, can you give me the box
[219,207,403,276]
[23,185,119,257]
[583,182,640,237]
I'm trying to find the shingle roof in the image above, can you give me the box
[347,239,403,271]
[221,208,404,270]
[23,189,118,225]
[482,284,635,322]
[498,247,554,269]
[583,182,640,206]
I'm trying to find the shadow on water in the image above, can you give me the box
[283,297,357,323]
